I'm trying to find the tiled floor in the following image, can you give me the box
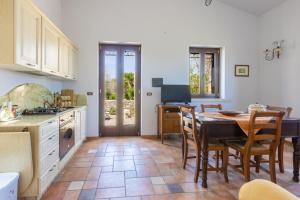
[42,136,300,200]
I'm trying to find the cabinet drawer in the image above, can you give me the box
[164,113,181,118]
[40,119,59,141]
[40,146,59,176]
[40,131,59,159]
[40,162,59,195]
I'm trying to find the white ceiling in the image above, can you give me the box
[217,0,286,15]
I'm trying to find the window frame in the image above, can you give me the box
[189,47,220,99]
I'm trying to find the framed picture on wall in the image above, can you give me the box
[235,65,249,77]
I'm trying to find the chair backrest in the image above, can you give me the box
[201,104,222,112]
[180,106,199,145]
[266,105,292,118]
[245,111,285,154]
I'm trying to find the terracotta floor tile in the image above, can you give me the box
[83,181,98,189]
[167,184,184,193]
[73,156,95,162]
[135,164,160,177]
[125,170,137,179]
[86,167,102,180]
[106,151,124,156]
[68,181,84,190]
[42,181,70,200]
[63,190,81,200]
[150,177,165,185]
[92,156,113,167]
[101,165,113,172]
[153,185,170,195]
[180,182,206,193]
[111,197,141,200]
[68,161,93,168]
[96,187,126,198]
[78,189,96,200]
[98,172,125,188]
[114,155,134,160]
[61,167,90,181]
[114,160,136,171]
[126,178,154,196]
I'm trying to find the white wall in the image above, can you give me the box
[62,0,259,136]
[0,0,63,96]
[32,0,62,28]
[258,0,300,117]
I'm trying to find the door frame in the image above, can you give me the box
[98,43,141,137]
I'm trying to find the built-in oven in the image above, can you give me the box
[59,111,75,159]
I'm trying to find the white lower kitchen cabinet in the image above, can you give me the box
[0,107,87,200]
[75,106,87,146]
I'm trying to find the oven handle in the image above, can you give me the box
[59,119,75,128]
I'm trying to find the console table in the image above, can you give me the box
[157,104,182,143]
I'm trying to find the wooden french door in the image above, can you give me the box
[99,43,141,136]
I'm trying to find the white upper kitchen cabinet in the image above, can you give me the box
[59,37,70,78]
[0,0,78,80]
[41,18,60,75]
[0,0,42,71]
[68,46,79,80]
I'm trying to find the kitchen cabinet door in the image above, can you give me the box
[42,18,60,75]
[15,0,41,70]
[75,110,81,145]
[80,107,87,140]
[59,38,70,78]
[68,46,79,80]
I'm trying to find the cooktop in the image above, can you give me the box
[22,107,67,115]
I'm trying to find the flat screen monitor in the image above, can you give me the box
[161,85,191,104]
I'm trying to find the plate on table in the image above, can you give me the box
[218,111,242,116]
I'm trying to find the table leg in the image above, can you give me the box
[292,137,300,182]
[201,131,208,188]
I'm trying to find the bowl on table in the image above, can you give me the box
[218,111,243,116]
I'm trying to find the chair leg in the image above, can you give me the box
[254,155,261,173]
[235,150,239,159]
[182,139,188,169]
[269,152,277,183]
[161,133,164,144]
[240,154,244,173]
[278,138,285,173]
[194,147,201,183]
[181,137,184,159]
[243,155,250,182]
[223,148,229,183]
[216,151,220,172]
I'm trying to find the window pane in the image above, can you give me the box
[123,51,136,126]
[189,52,201,95]
[104,51,117,126]
[204,53,215,95]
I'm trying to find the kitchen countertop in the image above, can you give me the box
[0,106,86,127]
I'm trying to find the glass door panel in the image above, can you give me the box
[123,51,136,126]
[104,51,118,127]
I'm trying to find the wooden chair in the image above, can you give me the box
[200,104,223,169]
[226,111,285,183]
[201,104,222,113]
[264,106,293,173]
[181,106,229,183]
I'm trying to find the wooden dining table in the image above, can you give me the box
[196,114,300,188]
